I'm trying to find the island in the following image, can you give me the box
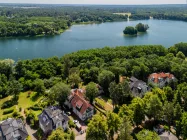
[123,26,138,35]
[123,23,149,35]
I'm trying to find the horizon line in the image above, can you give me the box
[0,3,186,6]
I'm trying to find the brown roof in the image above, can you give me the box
[70,89,93,115]
[148,72,174,83]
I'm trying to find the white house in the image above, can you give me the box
[65,89,94,121]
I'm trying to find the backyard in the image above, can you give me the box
[0,91,42,120]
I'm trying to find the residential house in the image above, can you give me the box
[38,106,69,134]
[0,118,28,140]
[65,89,94,121]
[159,132,178,140]
[148,72,176,88]
[129,77,149,97]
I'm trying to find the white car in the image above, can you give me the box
[73,120,78,124]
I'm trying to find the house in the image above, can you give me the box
[0,118,28,140]
[148,72,176,88]
[129,77,149,97]
[159,132,178,140]
[65,89,94,121]
[38,106,69,134]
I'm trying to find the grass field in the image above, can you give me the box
[0,91,42,120]
[95,97,113,112]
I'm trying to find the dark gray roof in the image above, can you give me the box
[129,77,148,97]
[38,106,69,131]
[0,118,28,140]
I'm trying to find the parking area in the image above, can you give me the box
[63,106,87,136]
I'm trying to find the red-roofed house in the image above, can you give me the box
[65,89,94,121]
[148,72,176,88]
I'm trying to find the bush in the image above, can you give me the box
[19,107,22,112]
[68,120,76,128]
[29,106,42,111]
[12,111,20,118]
[3,108,14,115]
[1,100,15,109]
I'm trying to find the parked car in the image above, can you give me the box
[80,130,84,134]
[73,120,78,124]
[67,112,71,116]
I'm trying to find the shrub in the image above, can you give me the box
[68,120,76,128]
[29,106,42,111]
[3,108,14,115]
[1,100,15,109]
[19,107,22,112]
[12,111,20,118]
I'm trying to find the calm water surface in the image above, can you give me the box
[0,19,187,60]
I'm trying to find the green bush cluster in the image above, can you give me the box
[68,120,76,128]
[3,108,14,115]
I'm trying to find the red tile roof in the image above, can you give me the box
[148,72,174,83]
[70,89,93,115]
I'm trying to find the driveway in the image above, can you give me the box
[75,133,86,140]
[25,123,37,140]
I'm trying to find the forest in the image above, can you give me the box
[0,4,187,37]
[0,42,187,139]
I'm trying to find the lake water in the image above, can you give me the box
[0,19,187,60]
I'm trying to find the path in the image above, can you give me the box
[25,122,37,140]
[21,108,37,140]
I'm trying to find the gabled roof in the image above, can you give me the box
[69,89,93,115]
[148,72,175,83]
[38,106,69,131]
[0,118,28,140]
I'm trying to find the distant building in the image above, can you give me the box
[65,89,94,121]
[0,118,28,140]
[129,77,149,97]
[38,106,69,134]
[148,72,176,88]
[159,132,178,140]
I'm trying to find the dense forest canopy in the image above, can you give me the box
[0,4,187,37]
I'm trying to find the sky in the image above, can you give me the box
[0,0,186,5]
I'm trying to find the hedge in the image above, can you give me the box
[3,108,14,115]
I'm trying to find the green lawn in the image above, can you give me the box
[0,91,43,120]
[95,97,113,112]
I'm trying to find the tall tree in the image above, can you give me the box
[146,95,163,120]
[68,73,81,88]
[33,79,46,95]
[181,112,187,139]
[106,112,121,139]
[49,82,70,106]
[98,70,115,96]
[118,117,133,140]
[48,128,64,140]
[130,97,145,126]
[86,114,108,140]
[6,80,22,100]
[85,82,98,104]
[163,101,174,127]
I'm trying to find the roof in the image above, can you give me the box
[38,106,69,131]
[148,72,175,83]
[0,118,28,140]
[159,132,178,140]
[69,89,93,115]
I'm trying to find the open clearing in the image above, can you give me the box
[0,91,42,120]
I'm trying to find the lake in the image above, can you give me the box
[0,19,187,60]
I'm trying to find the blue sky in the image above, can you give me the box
[0,0,186,4]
